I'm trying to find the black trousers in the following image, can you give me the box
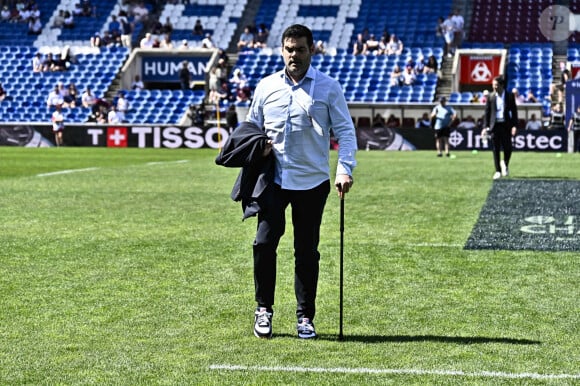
[253,180,330,321]
[491,122,513,172]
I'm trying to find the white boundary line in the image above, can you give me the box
[146,160,189,166]
[36,167,99,177]
[407,242,463,248]
[209,364,580,380]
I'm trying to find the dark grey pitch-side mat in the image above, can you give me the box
[465,179,580,251]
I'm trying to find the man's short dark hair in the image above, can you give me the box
[281,24,313,48]
[494,75,505,87]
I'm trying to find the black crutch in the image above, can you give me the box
[337,183,345,341]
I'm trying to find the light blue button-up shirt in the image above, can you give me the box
[247,66,357,190]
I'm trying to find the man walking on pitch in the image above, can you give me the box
[482,75,518,179]
[246,24,357,339]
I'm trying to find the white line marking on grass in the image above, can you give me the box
[36,167,99,177]
[146,160,189,166]
[209,364,580,380]
[407,243,463,248]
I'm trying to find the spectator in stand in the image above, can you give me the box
[107,105,122,124]
[177,39,189,50]
[385,34,404,55]
[201,33,215,49]
[81,86,97,109]
[140,32,154,48]
[65,83,79,108]
[28,15,41,34]
[52,53,68,71]
[18,3,31,22]
[41,52,55,72]
[441,13,455,57]
[90,31,102,47]
[526,113,542,130]
[161,16,173,36]
[32,52,42,72]
[51,103,65,146]
[119,10,133,48]
[362,34,380,55]
[416,112,432,128]
[313,40,326,55]
[253,27,269,49]
[0,83,7,101]
[402,64,416,85]
[414,54,426,74]
[63,10,74,29]
[116,91,129,122]
[389,64,403,86]
[192,19,204,36]
[549,103,565,130]
[131,75,144,90]
[352,33,365,55]
[424,54,438,74]
[237,26,254,51]
[81,0,93,17]
[207,65,221,104]
[108,15,121,39]
[72,3,83,18]
[1,6,10,22]
[386,114,401,128]
[179,60,191,90]
[230,68,247,89]
[372,113,386,127]
[132,1,149,23]
[159,34,173,48]
[551,62,570,104]
[512,88,525,105]
[56,82,70,106]
[525,89,538,103]
[377,35,388,55]
[457,115,476,129]
[52,9,65,28]
[47,84,64,109]
[451,8,464,51]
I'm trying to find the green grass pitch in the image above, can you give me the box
[0,147,578,384]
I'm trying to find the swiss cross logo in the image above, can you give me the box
[107,127,128,147]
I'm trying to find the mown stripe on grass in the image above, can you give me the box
[36,167,99,177]
[209,364,580,380]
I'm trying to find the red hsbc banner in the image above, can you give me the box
[460,54,502,85]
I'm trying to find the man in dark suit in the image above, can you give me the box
[482,75,518,179]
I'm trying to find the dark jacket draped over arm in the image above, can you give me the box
[215,121,274,220]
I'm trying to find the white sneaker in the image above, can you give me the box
[254,308,273,338]
[297,318,316,339]
[493,172,501,180]
[500,160,508,177]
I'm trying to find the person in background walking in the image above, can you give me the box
[431,96,456,157]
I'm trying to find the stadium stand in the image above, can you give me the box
[0,0,562,125]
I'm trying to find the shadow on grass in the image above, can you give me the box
[318,334,542,345]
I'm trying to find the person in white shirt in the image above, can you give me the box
[525,113,542,130]
[116,92,129,122]
[108,105,122,123]
[244,24,357,340]
[46,85,64,109]
[140,32,154,48]
[131,75,144,91]
[201,33,215,49]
